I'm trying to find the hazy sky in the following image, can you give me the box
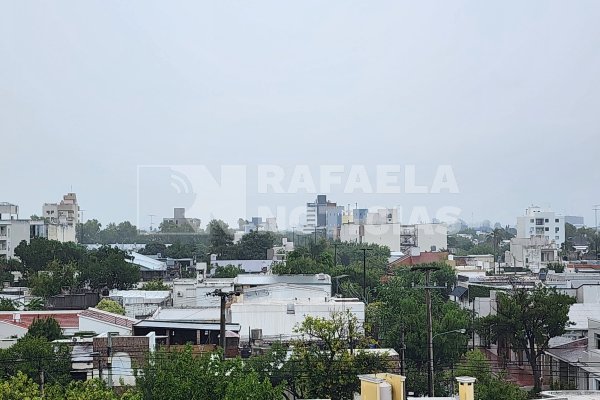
[2,1,599,230]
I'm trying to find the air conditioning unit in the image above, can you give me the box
[177,292,183,297]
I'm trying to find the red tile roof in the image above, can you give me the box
[79,308,138,329]
[0,311,80,329]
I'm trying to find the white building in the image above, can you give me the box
[78,308,138,336]
[505,236,559,272]
[108,290,172,319]
[230,284,364,340]
[339,222,447,253]
[517,206,565,249]
[0,220,30,259]
[42,193,80,243]
[172,278,234,308]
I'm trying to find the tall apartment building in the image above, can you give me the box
[516,206,565,249]
[0,203,30,259]
[42,193,80,243]
[162,207,201,232]
[303,195,342,237]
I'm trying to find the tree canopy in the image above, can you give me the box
[477,285,575,393]
[95,298,126,315]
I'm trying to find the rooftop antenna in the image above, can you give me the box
[594,205,600,233]
[148,214,156,231]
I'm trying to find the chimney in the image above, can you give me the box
[456,376,476,400]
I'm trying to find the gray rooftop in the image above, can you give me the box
[234,273,331,286]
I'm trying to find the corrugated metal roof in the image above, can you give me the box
[79,308,138,329]
[127,253,167,271]
[449,286,468,298]
[234,274,331,285]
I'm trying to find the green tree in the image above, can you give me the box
[77,219,102,244]
[26,317,62,341]
[0,298,17,311]
[159,220,195,234]
[0,336,71,386]
[288,311,389,400]
[0,371,43,400]
[477,285,575,393]
[455,349,526,400]
[213,264,244,278]
[14,238,86,279]
[78,246,139,290]
[139,242,167,256]
[235,231,276,259]
[95,298,125,315]
[140,279,170,291]
[136,347,283,400]
[207,219,235,259]
[24,298,45,311]
[29,260,79,298]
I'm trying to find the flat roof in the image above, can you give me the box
[134,320,240,332]
[235,274,331,286]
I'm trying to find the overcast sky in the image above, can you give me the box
[1,1,599,230]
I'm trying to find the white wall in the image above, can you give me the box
[78,316,132,336]
[0,322,27,339]
[230,301,365,340]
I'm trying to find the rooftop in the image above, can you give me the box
[212,259,277,273]
[234,273,331,286]
[79,308,139,329]
[127,252,167,271]
[0,310,80,329]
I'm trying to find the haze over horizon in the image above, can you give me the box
[2,1,599,229]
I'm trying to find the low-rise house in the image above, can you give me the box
[78,308,139,336]
[0,310,81,341]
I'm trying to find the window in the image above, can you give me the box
[545,227,549,231]
[555,227,560,233]
[545,218,549,223]
[555,219,559,223]
[530,219,534,223]
[536,218,544,225]
[555,236,560,240]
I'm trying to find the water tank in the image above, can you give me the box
[379,381,392,400]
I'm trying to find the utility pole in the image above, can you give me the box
[209,289,240,358]
[148,214,156,231]
[107,332,116,388]
[333,243,339,267]
[411,265,443,397]
[594,206,600,260]
[360,248,372,303]
[400,325,407,400]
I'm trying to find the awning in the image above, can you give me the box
[449,286,468,298]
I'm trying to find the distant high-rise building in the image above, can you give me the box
[516,206,565,249]
[42,193,80,243]
[0,203,29,259]
[163,208,201,232]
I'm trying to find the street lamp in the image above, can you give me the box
[433,328,467,340]
[430,328,467,395]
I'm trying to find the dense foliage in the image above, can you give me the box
[476,285,575,393]
[454,349,527,400]
[95,298,126,315]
